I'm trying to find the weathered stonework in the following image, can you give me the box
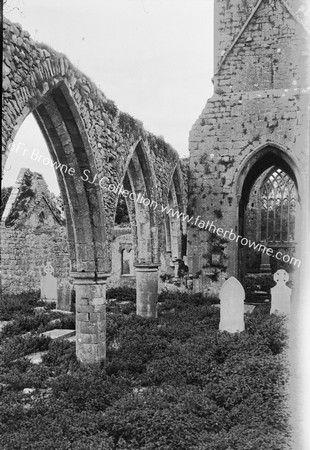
[0,169,71,307]
[2,1,309,365]
[188,0,309,293]
[108,226,135,288]
[2,18,188,277]
[72,272,108,364]
[2,18,188,362]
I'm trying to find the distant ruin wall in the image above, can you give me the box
[0,223,70,295]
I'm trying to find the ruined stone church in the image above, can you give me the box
[2,0,309,363]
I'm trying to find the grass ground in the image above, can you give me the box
[0,290,290,450]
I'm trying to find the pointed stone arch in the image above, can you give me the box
[163,162,188,278]
[234,143,302,283]
[3,17,185,358]
[109,138,160,317]
[114,138,159,264]
[2,68,108,363]
[33,83,107,274]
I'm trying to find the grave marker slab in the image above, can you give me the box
[219,277,245,333]
[270,270,291,315]
[40,262,57,303]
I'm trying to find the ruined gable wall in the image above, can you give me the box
[1,169,70,296]
[214,0,258,68]
[214,0,308,69]
[215,0,309,92]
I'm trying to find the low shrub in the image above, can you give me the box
[41,339,77,371]
[0,335,51,366]
[245,305,288,355]
[0,291,40,321]
[106,287,136,303]
[0,291,290,449]
[1,311,75,338]
[244,275,274,299]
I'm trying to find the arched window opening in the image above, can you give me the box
[115,193,130,226]
[259,168,296,243]
[121,245,134,276]
[244,166,297,275]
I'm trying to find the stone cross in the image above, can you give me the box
[270,269,291,315]
[40,262,57,303]
[219,276,245,333]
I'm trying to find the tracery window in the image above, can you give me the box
[259,168,296,243]
[246,167,296,244]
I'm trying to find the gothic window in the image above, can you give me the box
[259,169,296,243]
[244,167,297,274]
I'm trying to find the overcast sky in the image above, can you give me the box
[3,0,214,194]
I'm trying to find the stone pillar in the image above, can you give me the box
[135,264,159,318]
[70,272,109,364]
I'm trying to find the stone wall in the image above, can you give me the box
[0,223,70,296]
[1,169,71,306]
[107,226,135,288]
[188,0,310,293]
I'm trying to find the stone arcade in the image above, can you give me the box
[1,0,309,363]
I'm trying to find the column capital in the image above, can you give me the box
[134,263,160,272]
[70,271,110,285]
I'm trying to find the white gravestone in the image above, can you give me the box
[219,276,245,333]
[40,262,57,303]
[270,269,291,315]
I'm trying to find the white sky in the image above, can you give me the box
[3,0,214,194]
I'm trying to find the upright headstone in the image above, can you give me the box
[219,276,245,333]
[57,279,73,311]
[40,262,57,303]
[270,269,291,315]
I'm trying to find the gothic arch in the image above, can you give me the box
[3,18,185,358]
[112,139,159,265]
[33,83,107,274]
[164,163,187,261]
[2,37,108,275]
[4,82,106,275]
[235,143,302,202]
[234,144,302,280]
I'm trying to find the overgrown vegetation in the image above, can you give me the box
[0,291,41,321]
[106,287,136,303]
[0,290,290,449]
[0,291,75,336]
[118,112,144,139]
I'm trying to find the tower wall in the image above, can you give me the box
[188,0,310,294]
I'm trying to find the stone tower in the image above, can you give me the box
[188,0,309,293]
